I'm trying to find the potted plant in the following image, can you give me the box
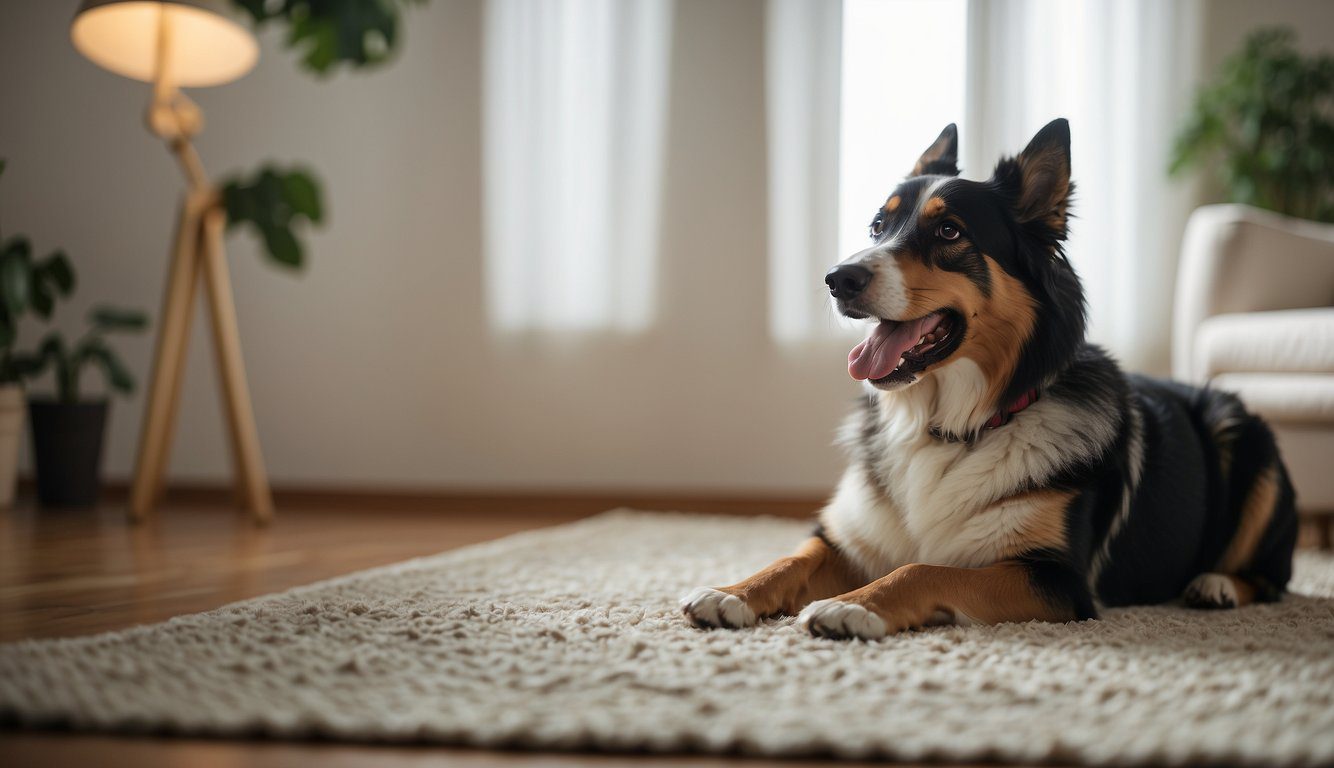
[1169,27,1334,222]
[0,159,76,507]
[14,307,147,507]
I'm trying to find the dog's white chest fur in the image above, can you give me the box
[821,360,1116,579]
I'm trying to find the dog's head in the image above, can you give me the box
[827,119,1085,420]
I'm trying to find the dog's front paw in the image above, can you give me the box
[680,587,757,629]
[798,599,887,640]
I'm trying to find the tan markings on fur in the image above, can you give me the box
[716,537,868,617]
[833,560,1073,632]
[1212,419,1239,477]
[1223,574,1257,606]
[922,197,946,218]
[995,489,1073,559]
[912,135,952,177]
[1217,463,1280,575]
[892,254,1037,415]
[1215,441,1234,478]
[913,137,949,176]
[885,196,901,213]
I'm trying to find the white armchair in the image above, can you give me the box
[1174,204,1334,546]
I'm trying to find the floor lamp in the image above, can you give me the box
[71,0,274,523]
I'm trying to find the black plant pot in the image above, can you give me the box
[28,398,109,508]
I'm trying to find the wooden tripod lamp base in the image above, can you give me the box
[68,0,274,523]
[128,168,274,524]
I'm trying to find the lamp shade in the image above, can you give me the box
[71,0,258,88]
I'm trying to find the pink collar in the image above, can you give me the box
[982,387,1041,430]
[929,388,1041,444]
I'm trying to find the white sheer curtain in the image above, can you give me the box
[765,0,842,342]
[837,0,967,261]
[765,0,967,343]
[482,0,672,333]
[767,0,1204,372]
[963,0,1203,372]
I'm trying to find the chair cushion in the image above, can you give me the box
[1194,308,1334,379]
[1210,372,1334,424]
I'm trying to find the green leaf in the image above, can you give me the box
[220,164,322,270]
[37,333,65,362]
[29,277,53,319]
[240,0,410,75]
[8,352,45,378]
[256,169,287,220]
[0,245,30,318]
[81,340,135,394]
[232,0,268,21]
[0,236,31,262]
[222,181,255,230]
[282,171,323,222]
[40,250,76,296]
[300,19,341,73]
[25,332,68,393]
[260,224,303,269]
[89,305,149,331]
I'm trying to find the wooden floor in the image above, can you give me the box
[1,499,577,642]
[0,488,824,643]
[3,492,901,768]
[3,493,1325,768]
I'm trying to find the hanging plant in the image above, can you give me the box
[231,0,426,75]
[220,0,423,269]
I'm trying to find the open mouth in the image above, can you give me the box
[847,309,965,385]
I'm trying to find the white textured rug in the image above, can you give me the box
[2,510,1333,766]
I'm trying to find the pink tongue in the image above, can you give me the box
[848,315,940,381]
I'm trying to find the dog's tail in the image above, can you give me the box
[1181,389,1298,609]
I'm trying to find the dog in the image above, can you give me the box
[681,119,1298,640]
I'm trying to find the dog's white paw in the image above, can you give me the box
[1182,573,1239,609]
[680,587,757,629]
[798,599,887,640]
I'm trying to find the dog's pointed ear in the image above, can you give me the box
[999,118,1072,234]
[910,124,959,177]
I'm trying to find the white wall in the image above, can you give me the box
[1201,0,1334,70]
[0,0,1329,494]
[0,0,855,494]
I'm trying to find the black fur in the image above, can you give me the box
[1017,547,1099,621]
[1094,379,1297,606]
[811,522,842,555]
[872,121,1088,409]
[860,120,1298,614]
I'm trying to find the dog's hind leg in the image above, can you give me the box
[681,535,867,629]
[1183,459,1294,609]
[1182,572,1255,609]
[1186,395,1299,609]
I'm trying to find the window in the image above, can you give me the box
[837,0,967,259]
[766,0,967,342]
[482,0,672,333]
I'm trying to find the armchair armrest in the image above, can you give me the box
[1172,204,1334,383]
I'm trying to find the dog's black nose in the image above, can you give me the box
[825,264,872,300]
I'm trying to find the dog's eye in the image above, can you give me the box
[870,219,885,238]
[937,222,961,241]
